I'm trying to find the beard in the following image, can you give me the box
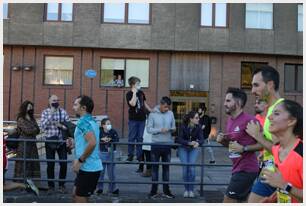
[225,104,236,115]
[255,109,263,114]
[259,86,270,102]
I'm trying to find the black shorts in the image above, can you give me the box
[74,170,101,197]
[4,169,7,184]
[226,171,258,201]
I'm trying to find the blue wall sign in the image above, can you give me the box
[85,69,97,78]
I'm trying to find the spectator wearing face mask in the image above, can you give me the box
[40,94,70,194]
[125,76,152,171]
[14,100,41,188]
[96,118,120,195]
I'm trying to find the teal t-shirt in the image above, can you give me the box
[74,114,103,172]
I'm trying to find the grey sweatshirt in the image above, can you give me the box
[147,105,176,143]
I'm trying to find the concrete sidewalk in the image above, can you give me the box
[4,141,231,203]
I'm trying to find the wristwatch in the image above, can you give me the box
[243,146,248,152]
[284,182,292,193]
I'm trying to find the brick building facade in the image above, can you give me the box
[3,3,303,137]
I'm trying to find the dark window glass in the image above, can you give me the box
[241,62,268,89]
[284,64,303,93]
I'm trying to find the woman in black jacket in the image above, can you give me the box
[176,111,203,198]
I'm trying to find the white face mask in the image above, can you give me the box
[106,124,112,131]
[135,83,141,90]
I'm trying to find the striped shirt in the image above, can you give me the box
[40,107,70,139]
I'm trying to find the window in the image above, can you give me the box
[3,3,8,19]
[46,3,73,21]
[241,62,268,89]
[103,3,125,23]
[284,64,303,92]
[100,58,149,88]
[125,59,149,87]
[103,3,150,24]
[201,3,227,27]
[101,58,125,87]
[298,4,303,32]
[44,56,73,85]
[245,3,273,29]
[128,3,150,24]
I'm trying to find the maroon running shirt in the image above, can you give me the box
[225,112,260,174]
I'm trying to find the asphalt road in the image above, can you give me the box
[4,141,233,203]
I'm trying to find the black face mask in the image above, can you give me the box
[27,109,34,116]
[51,102,59,109]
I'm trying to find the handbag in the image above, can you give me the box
[6,128,20,150]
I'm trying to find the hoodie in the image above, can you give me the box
[147,105,176,144]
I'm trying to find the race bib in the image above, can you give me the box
[277,190,291,203]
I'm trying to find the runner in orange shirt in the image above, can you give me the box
[246,99,303,203]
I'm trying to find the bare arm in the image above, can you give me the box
[144,101,152,113]
[129,88,137,107]
[288,187,303,202]
[252,133,273,153]
[262,169,303,202]
[246,120,272,152]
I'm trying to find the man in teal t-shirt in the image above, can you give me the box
[72,95,102,203]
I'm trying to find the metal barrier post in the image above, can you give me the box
[23,138,26,184]
[200,145,204,196]
[110,142,114,191]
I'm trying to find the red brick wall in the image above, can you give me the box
[3,46,302,137]
[3,46,170,137]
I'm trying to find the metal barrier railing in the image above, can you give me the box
[5,138,232,197]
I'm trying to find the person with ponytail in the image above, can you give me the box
[14,100,41,188]
[246,99,303,203]
[175,111,203,198]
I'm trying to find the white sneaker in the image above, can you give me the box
[189,191,195,198]
[183,191,189,198]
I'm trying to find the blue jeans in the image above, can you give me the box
[128,120,145,160]
[151,146,171,193]
[97,151,117,192]
[178,147,200,191]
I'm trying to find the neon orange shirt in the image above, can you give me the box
[255,114,265,127]
[272,139,303,203]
